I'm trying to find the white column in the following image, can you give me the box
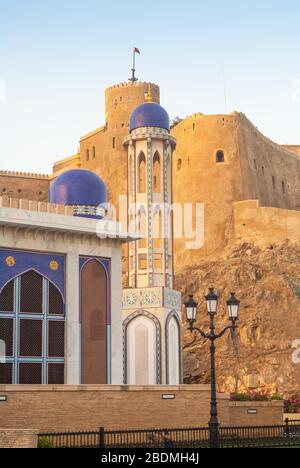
[110,245,123,384]
[65,251,80,384]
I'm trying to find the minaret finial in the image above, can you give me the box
[145,84,153,102]
[75,151,82,168]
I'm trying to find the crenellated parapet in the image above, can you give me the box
[0,195,74,216]
[106,81,159,92]
[0,170,50,179]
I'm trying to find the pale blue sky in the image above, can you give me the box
[0,0,300,173]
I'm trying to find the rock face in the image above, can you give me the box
[175,241,300,396]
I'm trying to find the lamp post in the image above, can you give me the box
[185,289,240,449]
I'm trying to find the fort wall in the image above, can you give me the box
[171,113,243,269]
[233,200,300,246]
[0,171,50,202]
[171,112,300,271]
[237,114,300,210]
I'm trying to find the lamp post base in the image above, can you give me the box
[209,419,220,449]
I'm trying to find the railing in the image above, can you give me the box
[38,420,300,449]
[220,420,300,448]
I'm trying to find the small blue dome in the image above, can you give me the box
[130,102,170,132]
[50,169,107,219]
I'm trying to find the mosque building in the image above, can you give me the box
[0,88,183,386]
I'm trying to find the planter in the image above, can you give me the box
[229,401,284,426]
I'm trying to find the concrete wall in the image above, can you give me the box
[0,429,38,449]
[229,401,284,426]
[0,385,230,432]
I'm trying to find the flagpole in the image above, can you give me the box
[129,48,139,83]
[132,49,136,82]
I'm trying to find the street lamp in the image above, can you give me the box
[184,288,240,449]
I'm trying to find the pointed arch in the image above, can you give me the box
[138,152,146,193]
[165,311,182,385]
[81,259,108,384]
[167,154,172,198]
[0,269,65,385]
[0,278,14,312]
[153,151,161,193]
[153,209,163,249]
[123,310,161,385]
[137,205,147,249]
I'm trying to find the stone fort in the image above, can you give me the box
[2,80,300,394]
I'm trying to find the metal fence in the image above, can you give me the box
[38,419,300,449]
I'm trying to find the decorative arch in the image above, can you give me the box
[123,310,161,385]
[153,152,161,193]
[0,269,65,385]
[137,205,147,249]
[80,259,108,384]
[138,152,147,193]
[153,209,163,249]
[165,311,182,385]
[0,266,65,303]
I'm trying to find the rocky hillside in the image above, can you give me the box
[175,241,300,396]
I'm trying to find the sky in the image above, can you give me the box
[0,0,300,174]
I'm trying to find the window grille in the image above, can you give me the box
[0,363,13,384]
[49,283,64,316]
[19,363,42,384]
[48,363,64,384]
[0,318,14,356]
[0,268,65,384]
[48,321,65,358]
[0,281,14,312]
[19,319,43,357]
[20,270,43,314]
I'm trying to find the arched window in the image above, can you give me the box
[86,149,90,161]
[167,156,172,198]
[166,313,181,385]
[126,315,157,385]
[216,150,225,163]
[0,271,65,385]
[93,146,96,159]
[81,260,107,384]
[153,152,161,193]
[153,209,163,249]
[177,159,182,172]
[138,208,147,248]
[138,152,146,193]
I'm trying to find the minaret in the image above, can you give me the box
[122,86,182,385]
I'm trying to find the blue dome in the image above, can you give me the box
[130,102,170,132]
[49,169,107,219]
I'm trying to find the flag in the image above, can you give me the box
[134,47,140,55]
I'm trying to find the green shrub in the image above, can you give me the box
[230,391,283,402]
[38,437,54,449]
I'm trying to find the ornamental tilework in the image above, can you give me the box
[164,288,182,312]
[123,288,162,309]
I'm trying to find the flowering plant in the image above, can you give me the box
[284,397,300,414]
